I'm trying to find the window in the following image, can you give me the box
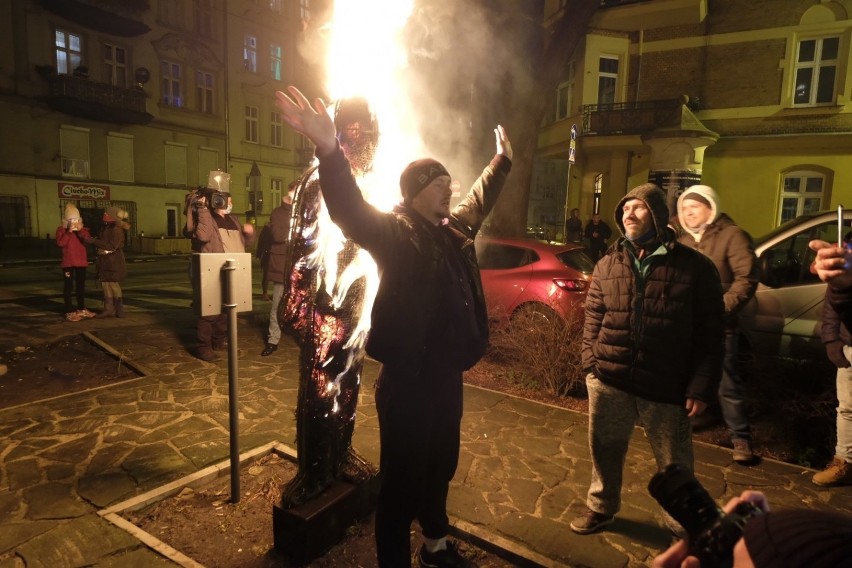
[244,35,257,72]
[758,220,846,288]
[300,0,310,22]
[270,44,282,81]
[55,30,83,75]
[158,0,184,27]
[194,0,213,37]
[598,55,619,105]
[779,170,826,224]
[60,126,90,179]
[245,105,259,143]
[269,0,282,13]
[161,61,183,107]
[270,111,283,147]
[107,132,134,182]
[104,44,128,88]
[475,243,537,270]
[271,178,284,207]
[195,70,214,113]
[165,142,188,186]
[793,36,839,106]
[556,61,575,120]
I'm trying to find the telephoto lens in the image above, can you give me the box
[648,464,762,568]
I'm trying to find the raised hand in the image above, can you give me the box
[274,86,337,157]
[494,124,513,160]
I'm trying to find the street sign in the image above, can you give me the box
[570,124,577,141]
[568,145,576,164]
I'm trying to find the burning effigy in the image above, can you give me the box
[278,97,380,507]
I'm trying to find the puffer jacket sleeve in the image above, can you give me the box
[582,259,607,373]
[684,254,725,403]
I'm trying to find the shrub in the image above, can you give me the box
[485,304,586,397]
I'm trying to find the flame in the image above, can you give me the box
[315,0,423,411]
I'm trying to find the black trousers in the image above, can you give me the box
[62,266,87,311]
[374,360,463,568]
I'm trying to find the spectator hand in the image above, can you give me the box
[494,125,512,160]
[275,87,337,157]
[243,223,255,236]
[685,398,706,418]
[809,239,852,287]
[826,340,851,368]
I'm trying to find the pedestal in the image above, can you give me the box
[272,475,380,564]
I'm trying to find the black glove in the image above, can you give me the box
[826,340,851,368]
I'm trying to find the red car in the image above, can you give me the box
[474,235,595,325]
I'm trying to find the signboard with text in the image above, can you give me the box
[58,182,111,200]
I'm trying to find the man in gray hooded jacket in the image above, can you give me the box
[677,185,759,464]
[571,183,725,535]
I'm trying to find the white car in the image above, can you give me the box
[739,209,852,360]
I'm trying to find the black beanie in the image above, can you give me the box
[743,509,852,567]
[399,158,449,203]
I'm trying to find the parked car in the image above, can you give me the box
[739,209,852,360]
[474,235,595,325]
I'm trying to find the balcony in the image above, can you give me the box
[46,74,153,125]
[582,98,686,136]
[594,0,707,31]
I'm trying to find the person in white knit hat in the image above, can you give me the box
[677,184,759,464]
[55,203,96,322]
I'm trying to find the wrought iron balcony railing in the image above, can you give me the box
[582,98,684,136]
[47,74,153,124]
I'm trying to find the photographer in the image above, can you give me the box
[653,490,852,568]
[184,181,255,361]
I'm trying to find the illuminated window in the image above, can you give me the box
[270,44,282,80]
[245,105,259,143]
[161,60,183,107]
[779,170,826,224]
[195,71,214,113]
[793,36,839,106]
[269,0,282,13]
[271,111,283,147]
[556,61,575,120]
[244,35,257,72]
[300,0,310,22]
[55,30,83,75]
[104,44,127,88]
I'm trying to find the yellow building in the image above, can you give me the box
[537,0,852,240]
[0,0,313,246]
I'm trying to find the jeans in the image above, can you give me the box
[267,282,285,345]
[836,346,852,461]
[719,333,751,441]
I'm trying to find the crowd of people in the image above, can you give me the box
[51,82,852,566]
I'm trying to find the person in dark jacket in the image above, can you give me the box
[260,188,293,356]
[86,206,131,318]
[184,182,255,361]
[677,185,759,463]
[584,212,612,261]
[275,86,512,568]
[565,207,583,244]
[811,233,852,487]
[570,183,725,536]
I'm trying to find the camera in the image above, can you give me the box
[648,464,762,568]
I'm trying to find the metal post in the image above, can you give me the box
[223,259,240,503]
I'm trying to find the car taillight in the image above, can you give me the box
[553,278,586,291]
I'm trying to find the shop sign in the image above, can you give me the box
[58,183,111,200]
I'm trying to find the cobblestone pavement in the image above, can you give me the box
[1,295,852,567]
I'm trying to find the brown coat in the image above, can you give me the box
[265,202,292,284]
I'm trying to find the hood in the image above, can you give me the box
[677,185,719,242]
[615,183,670,243]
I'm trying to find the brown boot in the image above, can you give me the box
[812,456,852,487]
[96,298,115,318]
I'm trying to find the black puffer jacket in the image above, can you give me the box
[317,144,511,373]
[583,184,725,405]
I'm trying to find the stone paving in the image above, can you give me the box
[1,304,852,567]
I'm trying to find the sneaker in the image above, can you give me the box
[813,456,852,487]
[65,311,83,322]
[570,507,614,534]
[76,309,97,319]
[732,439,756,464]
[418,541,469,568]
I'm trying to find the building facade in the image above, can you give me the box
[0,0,315,247]
[537,0,852,240]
